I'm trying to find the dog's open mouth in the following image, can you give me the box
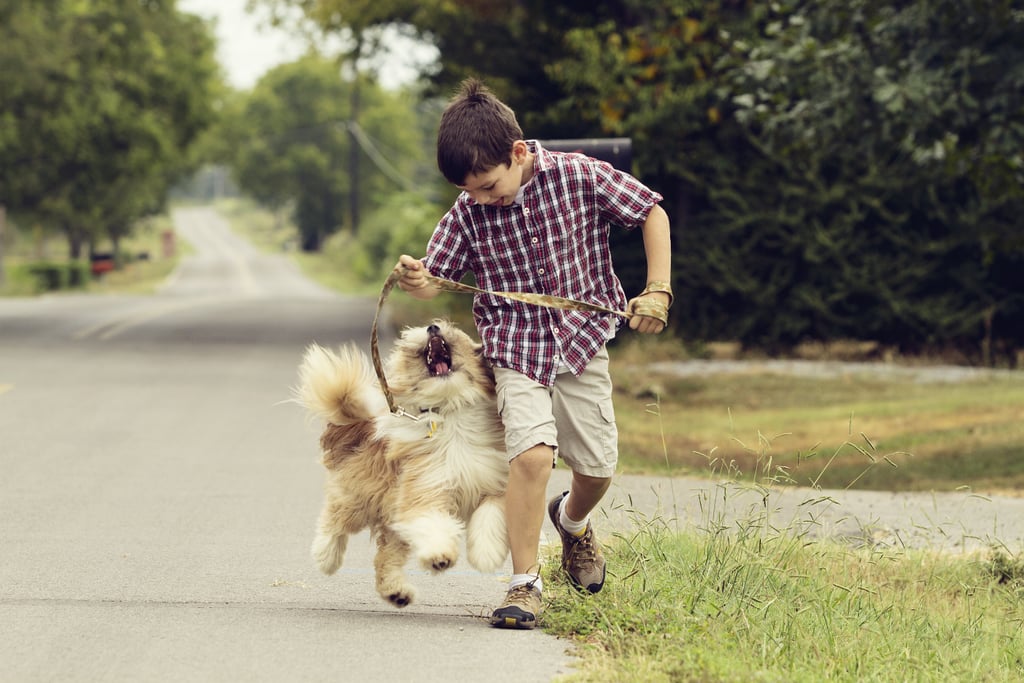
[425,325,453,377]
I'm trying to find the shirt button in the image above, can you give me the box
[532,237,539,244]
[538,268,545,275]
[523,207,530,215]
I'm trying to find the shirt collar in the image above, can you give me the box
[514,140,549,205]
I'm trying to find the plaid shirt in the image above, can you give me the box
[423,140,663,386]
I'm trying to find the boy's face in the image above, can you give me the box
[457,140,531,207]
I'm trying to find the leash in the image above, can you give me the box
[370,266,631,417]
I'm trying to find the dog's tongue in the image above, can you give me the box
[433,361,450,375]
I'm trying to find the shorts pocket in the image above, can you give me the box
[598,397,618,463]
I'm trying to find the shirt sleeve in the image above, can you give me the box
[592,160,663,229]
[423,202,472,282]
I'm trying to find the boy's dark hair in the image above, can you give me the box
[437,78,523,185]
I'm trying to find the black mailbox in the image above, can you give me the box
[540,138,632,172]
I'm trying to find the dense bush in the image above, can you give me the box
[14,262,90,293]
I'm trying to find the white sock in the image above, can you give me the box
[510,573,542,592]
[559,495,589,536]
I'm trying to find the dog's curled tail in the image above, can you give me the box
[296,343,387,425]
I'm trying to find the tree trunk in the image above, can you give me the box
[68,225,84,260]
[348,39,362,235]
[0,204,7,288]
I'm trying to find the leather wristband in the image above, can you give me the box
[640,281,673,309]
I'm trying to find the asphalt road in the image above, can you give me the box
[3,206,1023,682]
[0,207,575,682]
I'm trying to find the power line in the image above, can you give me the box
[342,120,418,193]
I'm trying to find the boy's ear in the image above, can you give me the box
[511,139,528,163]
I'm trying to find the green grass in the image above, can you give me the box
[541,523,1024,682]
[610,344,1024,494]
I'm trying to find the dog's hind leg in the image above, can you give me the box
[374,527,416,608]
[311,499,359,575]
[311,529,348,576]
[466,494,509,573]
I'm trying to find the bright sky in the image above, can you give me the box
[178,0,304,90]
[178,0,435,90]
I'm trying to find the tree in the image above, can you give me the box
[0,0,220,259]
[247,0,1024,359]
[226,55,426,250]
[727,0,1024,357]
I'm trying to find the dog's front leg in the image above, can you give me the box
[374,527,416,608]
[466,494,509,573]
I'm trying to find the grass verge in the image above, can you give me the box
[541,521,1024,682]
[609,343,1024,494]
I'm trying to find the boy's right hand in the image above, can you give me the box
[396,255,433,294]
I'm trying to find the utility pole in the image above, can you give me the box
[348,66,362,235]
[0,204,6,289]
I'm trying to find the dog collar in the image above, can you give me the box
[417,408,440,439]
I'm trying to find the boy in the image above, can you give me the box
[397,78,672,629]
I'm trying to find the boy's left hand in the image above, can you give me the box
[627,291,670,334]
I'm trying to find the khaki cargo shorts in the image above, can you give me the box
[494,347,618,478]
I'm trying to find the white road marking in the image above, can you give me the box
[71,297,225,341]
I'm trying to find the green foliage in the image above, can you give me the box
[724,0,1024,356]
[0,0,221,256]
[250,0,1024,360]
[220,57,429,249]
[10,261,89,294]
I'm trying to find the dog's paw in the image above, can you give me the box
[391,513,464,574]
[311,532,348,575]
[420,549,459,573]
[377,577,416,608]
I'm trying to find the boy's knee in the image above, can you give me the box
[572,471,612,492]
[511,444,555,478]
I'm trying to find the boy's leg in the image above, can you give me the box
[506,444,555,576]
[564,471,611,523]
[549,347,617,593]
[490,368,557,629]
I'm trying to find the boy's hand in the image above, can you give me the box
[627,290,670,334]
[396,255,437,299]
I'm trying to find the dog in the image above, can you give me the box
[295,320,509,607]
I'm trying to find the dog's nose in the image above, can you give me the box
[427,324,440,335]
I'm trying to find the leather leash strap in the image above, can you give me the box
[370,266,631,416]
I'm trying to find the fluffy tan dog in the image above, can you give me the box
[295,320,509,607]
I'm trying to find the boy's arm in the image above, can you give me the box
[396,254,441,300]
[627,203,672,334]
